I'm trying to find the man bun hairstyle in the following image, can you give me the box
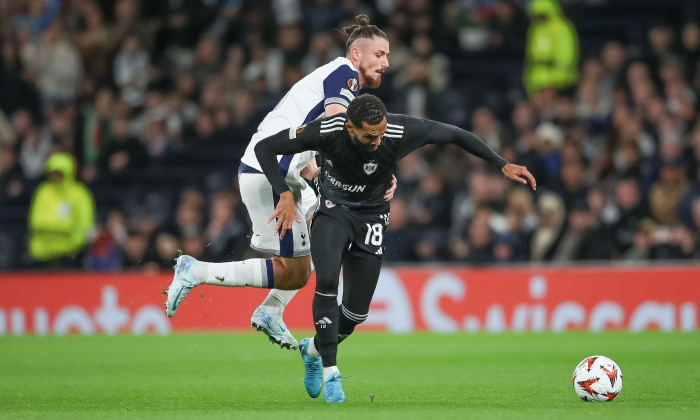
[342,14,388,52]
[347,94,387,127]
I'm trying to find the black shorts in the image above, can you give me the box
[314,198,389,257]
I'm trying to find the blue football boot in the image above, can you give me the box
[299,338,322,398]
[323,372,346,403]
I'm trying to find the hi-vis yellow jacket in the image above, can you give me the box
[28,152,95,260]
[524,0,580,95]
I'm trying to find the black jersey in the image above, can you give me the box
[255,113,509,216]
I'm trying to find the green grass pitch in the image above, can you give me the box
[1,332,698,419]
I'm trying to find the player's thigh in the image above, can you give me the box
[341,248,382,316]
[239,173,311,257]
[239,173,276,246]
[348,212,388,256]
[309,213,351,292]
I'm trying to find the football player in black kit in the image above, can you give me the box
[255,94,536,403]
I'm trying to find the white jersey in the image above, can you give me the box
[240,57,360,189]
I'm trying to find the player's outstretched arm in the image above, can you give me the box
[397,116,536,190]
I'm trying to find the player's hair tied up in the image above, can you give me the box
[343,14,388,52]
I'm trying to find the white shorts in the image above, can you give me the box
[239,172,319,257]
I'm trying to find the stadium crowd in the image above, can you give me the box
[1,0,700,270]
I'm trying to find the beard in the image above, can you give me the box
[360,66,383,88]
[364,74,382,88]
[365,75,382,89]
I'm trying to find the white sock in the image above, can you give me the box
[193,263,208,285]
[195,260,273,288]
[307,337,321,358]
[323,366,339,381]
[260,289,299,314]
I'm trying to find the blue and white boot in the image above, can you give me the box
[165,255,199,317]
[323,372,346,403]
[250,306,299,350]
[299,338,322,398]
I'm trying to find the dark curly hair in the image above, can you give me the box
[347,94,387,127]
[342,14,388,52]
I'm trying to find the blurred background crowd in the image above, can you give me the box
[1,0,700,270]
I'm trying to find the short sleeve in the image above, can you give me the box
[322,64,360,109]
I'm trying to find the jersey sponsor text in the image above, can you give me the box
[325,170,366,193]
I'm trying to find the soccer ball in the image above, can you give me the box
[572,355,623,402]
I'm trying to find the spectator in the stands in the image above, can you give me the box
[18,127,48,180]
[27,152,95,267]
[530,191,566,262]
[97,116,147,177]
[523,0,579,96]
[301,31,344,76]
[553,153,590,211]
[649,156,689,225]
[80,87,115,180]
[392,58,448,120]
[86,210,126,271]
[114,33,150,107]
[503,186,537,258]
[681,21,700,83]
[71,1,114,81]
[611,176,650,254]
[623,219,655,261]
[121,230,149,269]
[645,21,677,75]
[384,197,418,263]
[204,189,248,262]
[677,128,700,226]
[471,107,509,153]
[21,18,83,103]
[551,200,615,261]
[409,172,454,250]
[533,122,564,186]
[599,40,626,99]
[492,232,522,263]
[146,231,179,270]
[465,207,495,265]
[0,144,24,200]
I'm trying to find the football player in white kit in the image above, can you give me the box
[164,15,394,349]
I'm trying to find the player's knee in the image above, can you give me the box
[289,266,311,289]
[314,264,341,289]
[273,272,308,290]
[314,273,340,295]
[314,271,340,296]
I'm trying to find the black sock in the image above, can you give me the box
[313,293,339,367]
[337,304,362,344]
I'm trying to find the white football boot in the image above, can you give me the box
[165,255,199,317]
[250,306,299,350]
